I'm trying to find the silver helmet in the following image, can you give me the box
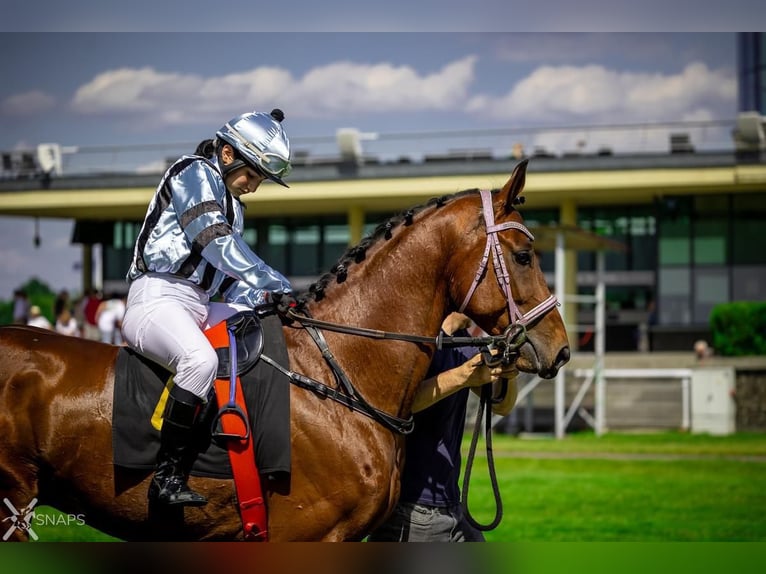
[216,109,292,187]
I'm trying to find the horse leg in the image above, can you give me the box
[0,442,40,541]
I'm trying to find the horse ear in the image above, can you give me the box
[501,159,529,214]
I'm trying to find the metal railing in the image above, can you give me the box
[1,119,738,178]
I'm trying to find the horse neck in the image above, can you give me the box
[304,208,455,416]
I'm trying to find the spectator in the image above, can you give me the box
[96,293,126,345]
[54,289,71,319]
[54,307,80,337]
[12,289,29,324]
[81,289,102,340]
[27,305,52,329]
[694,339,713,362]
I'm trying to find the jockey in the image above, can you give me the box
[122,109,293,507]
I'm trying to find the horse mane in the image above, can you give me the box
[291,185,529,307]
[295,188,485,306]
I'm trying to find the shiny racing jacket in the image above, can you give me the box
[127,154,291,306]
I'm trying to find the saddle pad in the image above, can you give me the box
[111,313,291,479]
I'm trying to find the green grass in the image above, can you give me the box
[481,430,766,456]
[465,431,766,541]
[25,431,766,542]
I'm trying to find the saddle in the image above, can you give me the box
[213,310,264,379]
[112,309,291,480]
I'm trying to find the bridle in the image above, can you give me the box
[276,188,559,433]
[457,189,559,364]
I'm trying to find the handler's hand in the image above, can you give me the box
[461,350,518,388]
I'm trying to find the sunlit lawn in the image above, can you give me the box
[27,431,766,542]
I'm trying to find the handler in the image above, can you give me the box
[368,312,518,542]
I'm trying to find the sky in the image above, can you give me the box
[0,1,761,301]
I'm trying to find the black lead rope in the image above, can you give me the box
[461,384,503,531]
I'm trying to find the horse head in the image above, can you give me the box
[446,159,570,379]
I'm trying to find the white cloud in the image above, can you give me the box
[291,57,477,114]
[0,90,56,116]
[68,57,733,132]
[67,57,478,125]
[467,61,736,124]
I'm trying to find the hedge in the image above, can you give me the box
[709,301,766,356]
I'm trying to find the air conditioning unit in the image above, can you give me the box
[732,111,766,152]
[336,128,364,165]
[37,143,63,175]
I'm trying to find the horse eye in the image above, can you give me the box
[514,251,532,266]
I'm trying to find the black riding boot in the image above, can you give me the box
[148,385,208,507]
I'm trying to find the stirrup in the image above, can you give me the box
[149,475,208,507]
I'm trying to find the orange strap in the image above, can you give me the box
[206,321,268,541]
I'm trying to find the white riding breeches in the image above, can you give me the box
[121,273,249,400]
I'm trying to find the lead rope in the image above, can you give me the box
[461,384,503,531]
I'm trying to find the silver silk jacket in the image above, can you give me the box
[126,154,292,306]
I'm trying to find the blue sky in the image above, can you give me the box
[0,1,760,300]
[0,33,739,152]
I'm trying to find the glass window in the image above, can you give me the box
[102,245,133,284]
[289,225,321,276]
[519,209,558,274]
[732,193,766,264]
[323,224,350,269]
[658,267,691,325]
[732,265,766,301]
[659,232,690,265]
[629,211,657,271]
[262,224,288,271]
[693,220,727,264]
[693,267,729,323]
[692,195,728,265]
[241,227,257,247]
[113,222,124,249]
[658,197,691,265]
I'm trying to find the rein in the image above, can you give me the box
[286,308,526,355]
[461,385,503,531]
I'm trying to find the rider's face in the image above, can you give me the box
[220,143,266,197]
[226,166,266,198]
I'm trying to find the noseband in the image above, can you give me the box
[458,189,558,363]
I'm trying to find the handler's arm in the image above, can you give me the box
[412,353,517,414]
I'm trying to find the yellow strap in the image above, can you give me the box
[150,377,175,431]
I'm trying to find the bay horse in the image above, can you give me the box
[0,160,569,541]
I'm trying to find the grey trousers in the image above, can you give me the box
[367,502,485,542]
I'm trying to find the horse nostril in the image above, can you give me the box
[555,346,571,368]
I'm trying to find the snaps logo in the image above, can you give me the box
[2,497,38,541]
[2,497,86,541]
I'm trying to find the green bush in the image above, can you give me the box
[0,278,57,326]
[710,301,766,356]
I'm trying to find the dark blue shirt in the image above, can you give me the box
[399,331,477,507]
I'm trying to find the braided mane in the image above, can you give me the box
[295,189,480,305]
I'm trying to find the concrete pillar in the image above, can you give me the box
[348,205,365,245]
[81,244,93,293]
[559,199,578,350]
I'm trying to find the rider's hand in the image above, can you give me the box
[271,292,299,315]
